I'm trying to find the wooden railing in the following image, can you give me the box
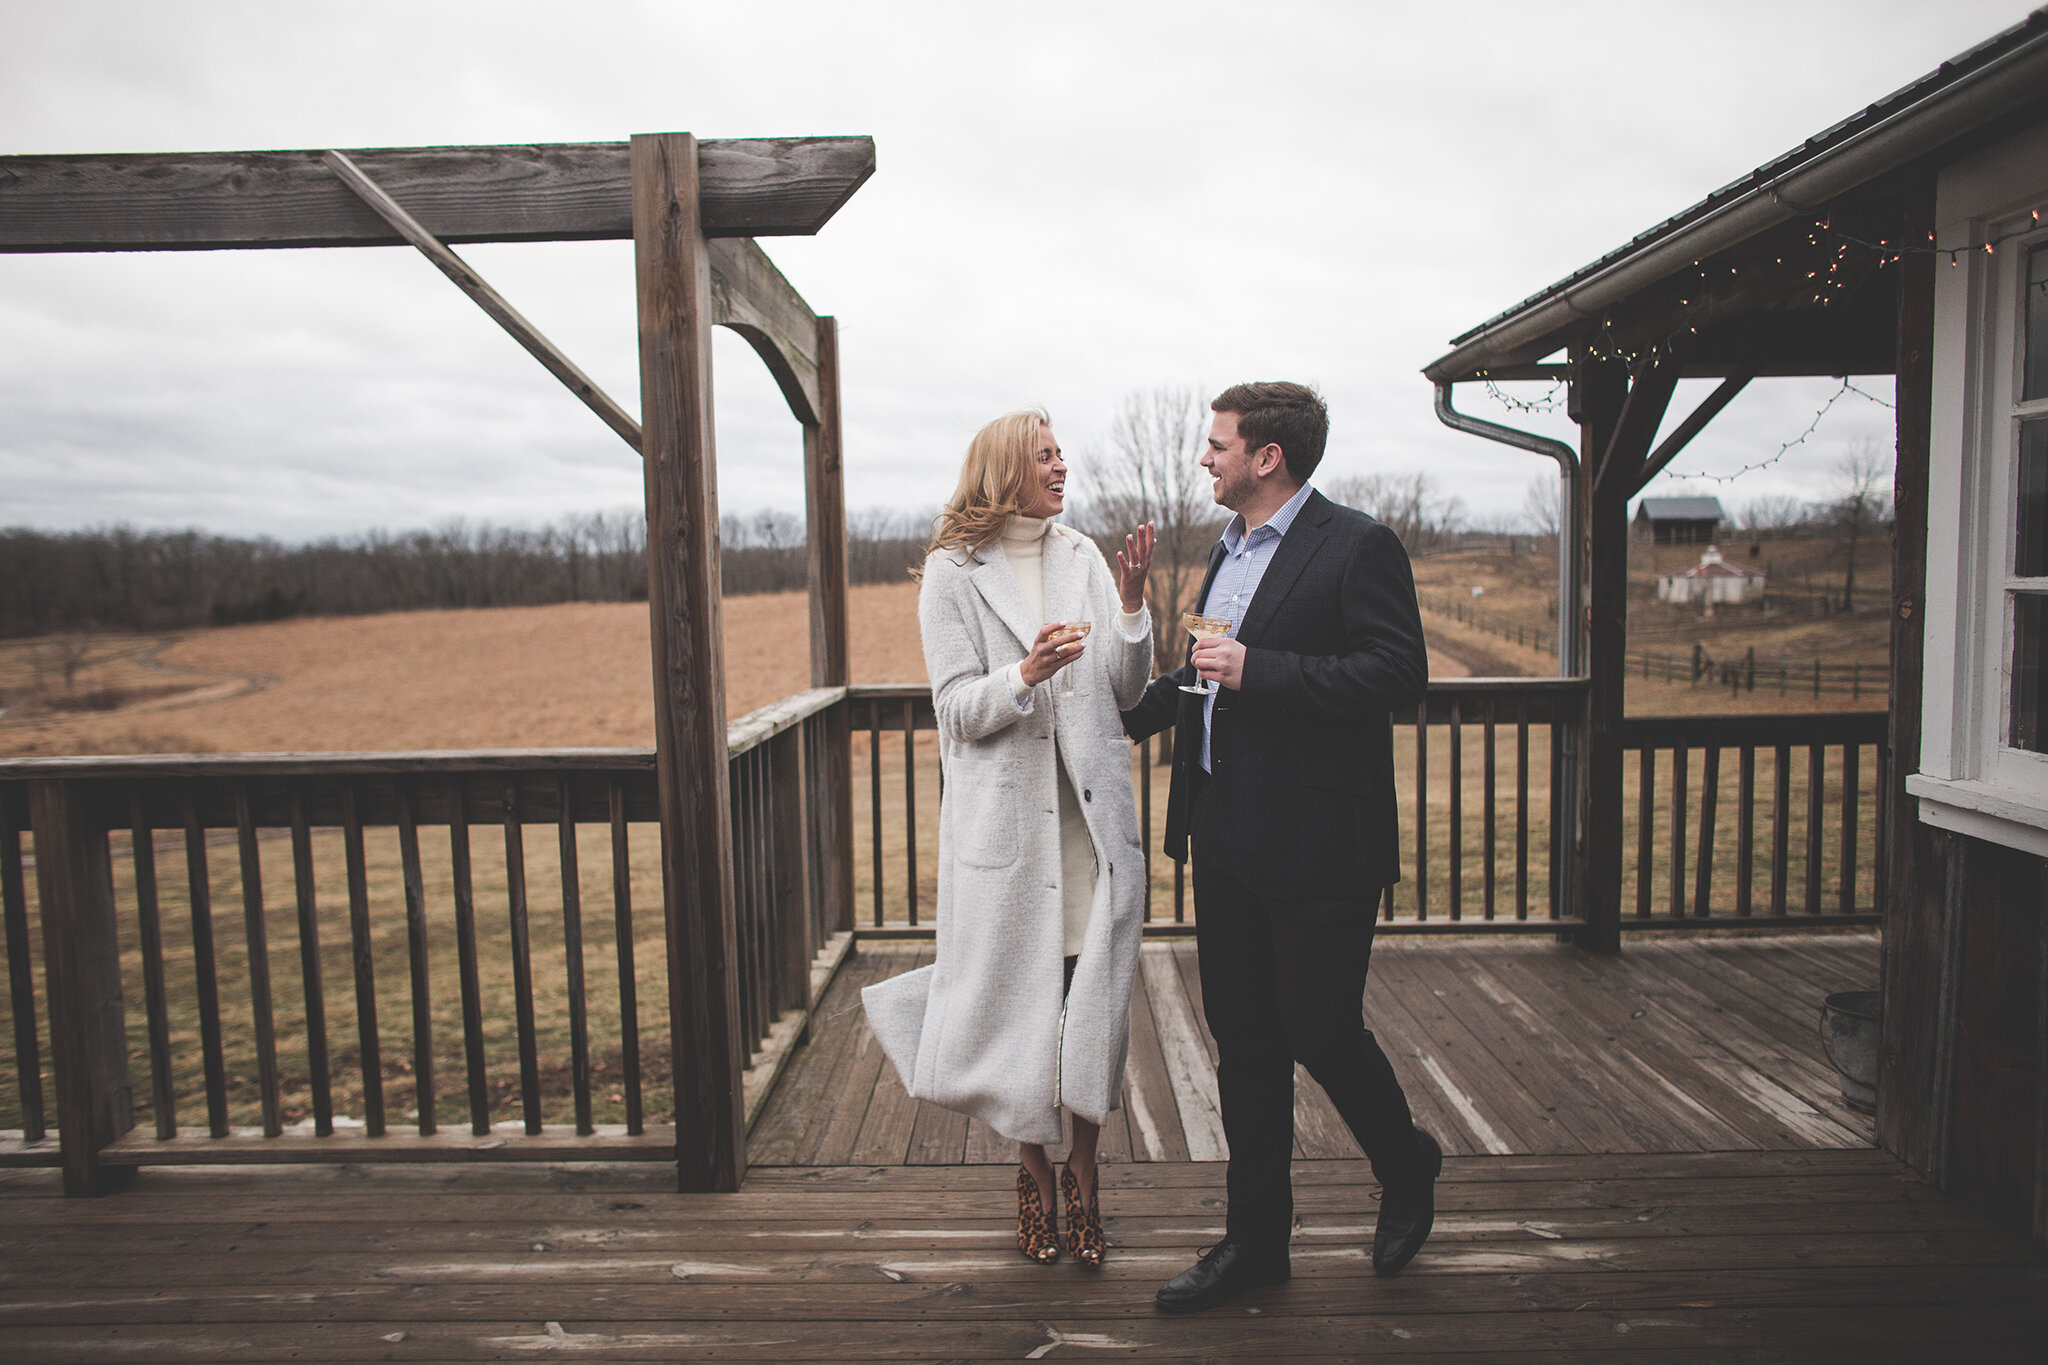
[850,680,1888,935]
[1620,711,1886,925]
[0,689,850,1188]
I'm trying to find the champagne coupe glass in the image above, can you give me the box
[1054,620,1093,698]
[1179,612,1232,695]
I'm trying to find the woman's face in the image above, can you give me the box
[1018,424,1066,519]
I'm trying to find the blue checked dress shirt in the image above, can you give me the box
[1198,480,1317,772]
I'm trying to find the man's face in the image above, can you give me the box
[1202,410,1267,511]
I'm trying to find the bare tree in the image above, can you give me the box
[1072,387,1224,678]
[1832,439,1891,609]
[1521,472,1561,538]
[1737,494,1810,535]
[1324,471,1466,555]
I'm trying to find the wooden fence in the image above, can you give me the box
[1,682,1887,1183]
[850,681,1886,934]
[0,689,849,1185]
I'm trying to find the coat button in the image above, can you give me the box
[1083,789,1092,801]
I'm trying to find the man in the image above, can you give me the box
[1122,381,1439,1314]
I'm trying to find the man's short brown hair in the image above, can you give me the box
[1211,381,1329,484]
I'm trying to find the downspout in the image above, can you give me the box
[1432,382,1582,675]
[1435,381,1584,926]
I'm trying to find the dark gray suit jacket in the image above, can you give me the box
[1122,490,1428,900]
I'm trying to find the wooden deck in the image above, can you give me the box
[751,935,1884,1164]
[4,935,2044,1360]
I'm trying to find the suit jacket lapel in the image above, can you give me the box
[1234,492,1331,649]
[968,542,1039,653]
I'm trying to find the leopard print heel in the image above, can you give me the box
[1016,1166,1060,1263]
[1060,1165,1105,1268]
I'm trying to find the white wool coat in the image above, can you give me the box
[862,525,1153,1144]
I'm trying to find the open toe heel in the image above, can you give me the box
[1060,1165,1105,1268]
[1017,1167,1060,1264]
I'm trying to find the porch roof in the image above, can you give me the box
[1423,9,2048,384]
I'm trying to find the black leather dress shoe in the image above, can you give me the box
[1372,1126,1443,1277]
[1154,1240,1290,1314]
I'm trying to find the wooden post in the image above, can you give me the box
[633,131,745,1193]
[1881,176,1946,1175]
[806,315,856,937]
[1573,350,1629,953]
[27,780,133,1196]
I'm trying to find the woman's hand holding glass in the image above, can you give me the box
[1019,620,1086,689]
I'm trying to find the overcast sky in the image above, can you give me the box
[2,0,2033,542]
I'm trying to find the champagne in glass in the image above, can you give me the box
[1054,621,1093,698]
[1179,612,1232,695]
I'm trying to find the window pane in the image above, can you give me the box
[2029,244,2048,402]
[2021,420,2048,578]
[2016,593,2047,754]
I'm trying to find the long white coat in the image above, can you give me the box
[862,525,1153,1144]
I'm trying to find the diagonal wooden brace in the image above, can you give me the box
[324,150,644,454]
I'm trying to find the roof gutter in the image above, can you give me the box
[1422,25,2048,384]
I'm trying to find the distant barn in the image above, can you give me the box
[1633,495,1725,545]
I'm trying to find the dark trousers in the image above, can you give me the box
[1191,852,1422,1252]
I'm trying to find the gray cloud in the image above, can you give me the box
[0,0,2024,539]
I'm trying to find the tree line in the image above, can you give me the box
[0,510,936,640]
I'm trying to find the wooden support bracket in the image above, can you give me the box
[324,150,645,454]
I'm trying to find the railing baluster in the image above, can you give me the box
[1840,741,1860,914]
[1,797,45,1143]
[1873,741,1890,915]
[1735,747,1756,918]
[287,787,332,1137]
[1771,744,1791,915]
[1448,699,1463,920]
[184,796,230,1138]
[771,728,812,1018]
[1805,745,1825,914]
[232,785,283,1137]
[1636,747,1655,919]
[869,700,884,927]
[502,786,540,1135]
[557,777,592,1136]
[742,752,764,1045]
[903,699,918,926]
[608,778,642,1136]
[395,781,435,1137]
[449,784,490,1136]
[1515,717,1529,921]
[129,796,176,1139]
[1668,746,1688,919]
[1548,721,1563,920]
[1482,702,1497,920]
[340,786,384,1137]
[1414,709,1429,920]
[1693,746,1719,917]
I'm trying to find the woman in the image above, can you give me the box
[863,409,1154,1267]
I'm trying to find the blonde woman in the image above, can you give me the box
[863,409,1154,1267]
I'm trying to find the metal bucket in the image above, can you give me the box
[1820,990,1881,1115]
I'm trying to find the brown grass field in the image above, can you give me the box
[0,557,1887,1135]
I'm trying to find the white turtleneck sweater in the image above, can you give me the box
[995,515,1148,957]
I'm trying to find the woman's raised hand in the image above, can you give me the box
[1116,522,1155,613]
[1019,621,1086,688]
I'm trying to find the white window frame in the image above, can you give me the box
[1909,120,2048,858]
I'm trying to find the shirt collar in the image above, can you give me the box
[1223,480,1316,554]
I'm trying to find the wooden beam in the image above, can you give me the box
[708,237,822,425]
[1634,374,1753,495]
[27,781,134,1195]
[1880,175,1944,1179]
[324,151,644,454]
[805,317,854,937]
[1575,351,1632,955]
[0,137,876,252]
[632,132,745,1194]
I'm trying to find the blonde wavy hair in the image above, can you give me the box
[916,408,1054,573]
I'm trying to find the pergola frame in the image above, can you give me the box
[1,133,875,1191]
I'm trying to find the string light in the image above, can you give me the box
[1481,376,1568,414]
[1654,378,1892,485]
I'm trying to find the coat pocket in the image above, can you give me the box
[950,774,1023,870]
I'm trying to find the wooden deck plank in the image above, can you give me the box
[808,945,927,1165]
[1455,948,1755,1151]
[1120,959,1191,1164]
[1145,948,1227,1160]
[745,948,888,1164]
